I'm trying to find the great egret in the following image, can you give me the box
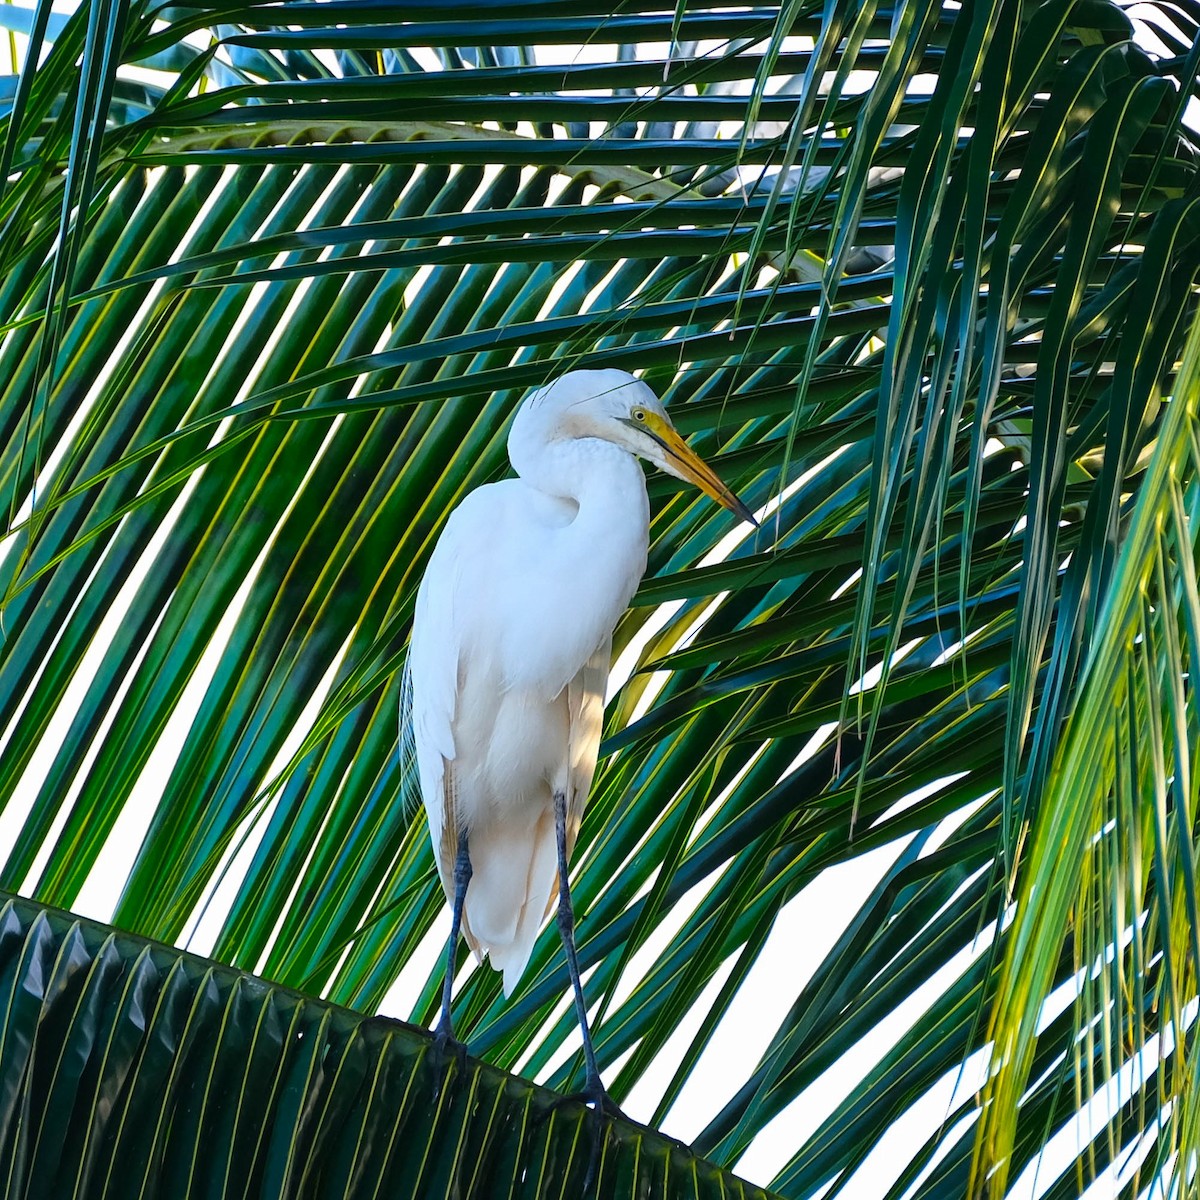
[406,368,754,1106]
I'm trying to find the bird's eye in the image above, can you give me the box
[632,409,646,422]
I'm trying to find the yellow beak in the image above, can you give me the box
[642,413,757,527]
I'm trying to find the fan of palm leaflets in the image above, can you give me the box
[1,0,1200,1194]
[0,893,784,1200]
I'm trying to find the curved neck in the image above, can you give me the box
[503,423,651,692]
[510,425,649,528]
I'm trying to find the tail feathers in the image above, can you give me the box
[466,808,558,996]
[460,910,485,966]
[488,888,551,997]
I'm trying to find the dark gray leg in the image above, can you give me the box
[437,834,472,1045]
[554,790,600,1089]
[554,791,613,1106]
[431,835,472,1102]
[554,791,621,1192]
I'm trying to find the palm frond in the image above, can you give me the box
[0,890,773,1199]
[977,303,1200,1198]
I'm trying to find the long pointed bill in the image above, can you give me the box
[644,414,758,527]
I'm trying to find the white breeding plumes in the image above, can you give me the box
[405,367,754,1102]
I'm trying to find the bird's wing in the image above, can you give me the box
[408,499,485,956]
[409,526,463,774]
[563,637,611,866]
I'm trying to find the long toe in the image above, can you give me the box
[580,1074,626,1123]
[577,1079,621,1195]
[430,1028,469,1103]
[539,1073,627,1124]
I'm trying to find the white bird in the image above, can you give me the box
[405,368,754,1102]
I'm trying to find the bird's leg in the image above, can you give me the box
[553,790,623,1193]
[432,834,472,1097]
[553,791,608,1101]
[440,834,473,1040]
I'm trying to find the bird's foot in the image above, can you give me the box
[573,1072,626,1123]
[429,1025,469,1104]
[538,1071,625,1123]
[549,1073,625,1195]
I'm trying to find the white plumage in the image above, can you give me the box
[406,368,753,1039]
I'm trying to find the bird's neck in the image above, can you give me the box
[506,434,650,693]
[512,434,650,533]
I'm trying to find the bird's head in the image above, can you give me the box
[518,369,757,526]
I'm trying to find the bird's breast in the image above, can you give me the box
[452,671,572,817]
[477,500,644,699]
[443,460,649,697]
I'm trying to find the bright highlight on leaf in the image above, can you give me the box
[978,306,1200,1199]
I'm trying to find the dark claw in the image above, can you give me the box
[575,1073,626,1122]
[534,1073,626,1194]
[536,1075,624,1118]
[430,1026,469,1104]
[576,1077,622,1195]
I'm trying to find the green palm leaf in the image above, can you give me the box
[0,890,772,1199]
